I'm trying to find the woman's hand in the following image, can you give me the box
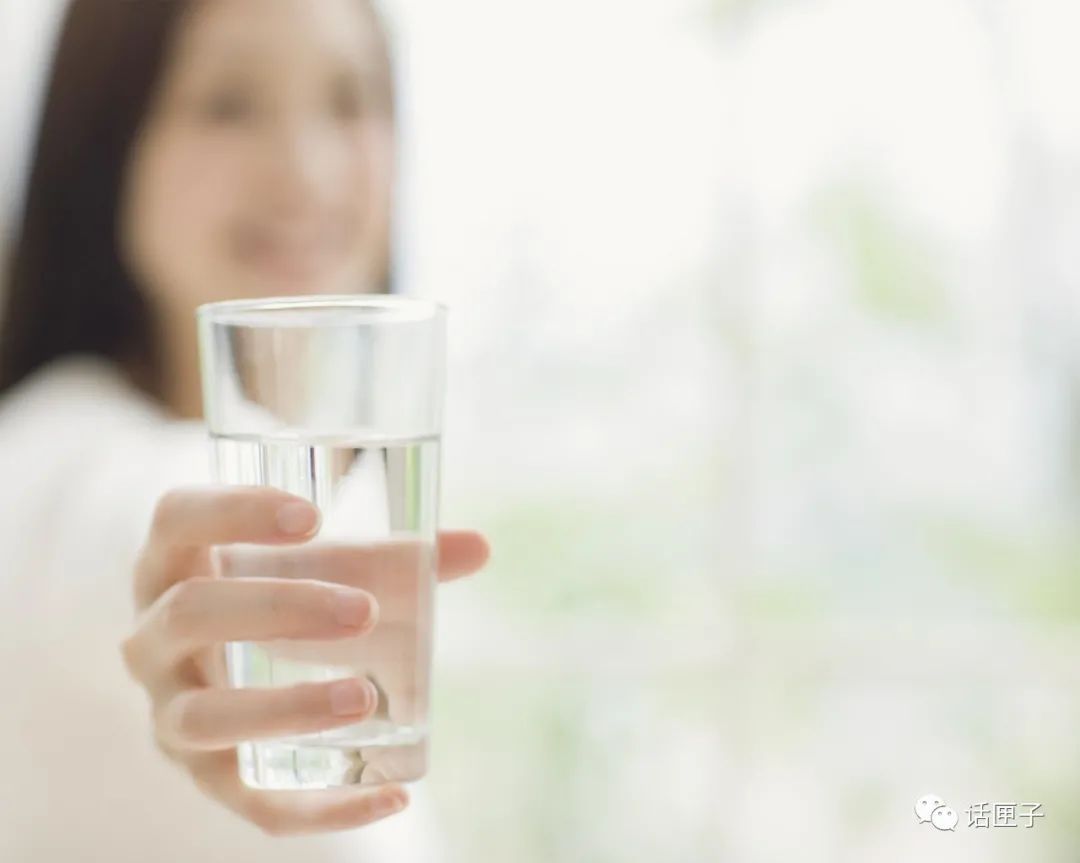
[120,485,489,836]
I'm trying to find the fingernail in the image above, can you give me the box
[333,589,375,629]
[379,791,408,815]
[329,678,375,716]
[276,501,319,536]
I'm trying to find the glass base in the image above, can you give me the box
[238,734,429,790]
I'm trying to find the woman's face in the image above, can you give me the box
[122,0,393,320]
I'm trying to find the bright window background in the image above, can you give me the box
[6,0,1080,860]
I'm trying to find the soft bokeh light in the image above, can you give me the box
[5,0,1080,859]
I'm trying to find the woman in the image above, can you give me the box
[0,0,488,859]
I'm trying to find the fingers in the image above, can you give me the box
[211,531,489,621]
[215,545,426,628]
[123,484,484,837]
[214,531,487,584]
[150,486,321,550]
[191,750,410,835]
[244,783,410,835]
[437,530,490,581]
[136,487,321,608]
[123,577,377,684]
[157,678,380,751]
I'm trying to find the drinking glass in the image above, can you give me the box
[197,295,445,790]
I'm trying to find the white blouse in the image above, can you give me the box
[0,356,442,863]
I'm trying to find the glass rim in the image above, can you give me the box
[196,294,446,327]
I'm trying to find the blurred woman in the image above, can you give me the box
[0,1,487,860]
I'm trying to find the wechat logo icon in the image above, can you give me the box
[915,794,958,831]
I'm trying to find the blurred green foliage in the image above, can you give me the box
[810,182,948,325]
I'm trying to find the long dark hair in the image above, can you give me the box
[0,0,188,400]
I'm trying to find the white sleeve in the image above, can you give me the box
[0,358,443,863]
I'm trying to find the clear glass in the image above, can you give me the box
[197,295,445,790]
